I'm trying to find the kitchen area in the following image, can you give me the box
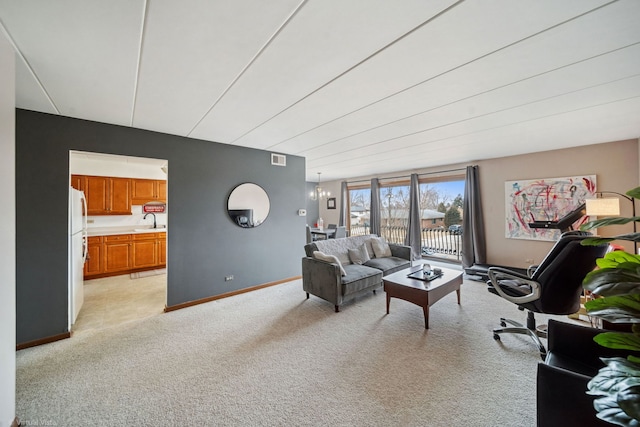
[69,151,168,334]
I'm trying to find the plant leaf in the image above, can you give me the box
[588,358,640,395]
[585,295,640,324]
[586,295,640,313]
[583,269,640,296]
[593,332,640,352]
[593,395,638,427]
[627,187,640,200]
[618,385,640,422]
[597,252,640,268]
[581,217,640,231]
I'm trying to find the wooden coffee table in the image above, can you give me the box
[383,265,463,329]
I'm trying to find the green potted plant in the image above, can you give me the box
[579,186,640,426]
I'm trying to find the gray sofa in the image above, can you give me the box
[302,234,411,312]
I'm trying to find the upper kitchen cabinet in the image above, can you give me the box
[72,175,131,215]
[131,178,167,205]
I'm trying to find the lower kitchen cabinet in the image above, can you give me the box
[84,232,166,279]
[104,235,133,273]
[84,236,103,276]
[132,234,158,269]
[158,234,167,265]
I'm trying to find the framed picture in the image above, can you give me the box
[505,174,596,241]
[327,197,336,209]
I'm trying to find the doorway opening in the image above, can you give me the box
[68,150,168,334]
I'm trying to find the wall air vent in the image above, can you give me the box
[271,153,286,167]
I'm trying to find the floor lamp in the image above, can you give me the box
[585,191,637,254]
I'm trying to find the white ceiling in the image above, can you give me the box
[2,0,639,181]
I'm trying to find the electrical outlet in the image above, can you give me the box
[225,275,234,281]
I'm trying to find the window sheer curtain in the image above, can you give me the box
[462,165,487,268]
[370,178,380,236]
[338,181,347,227]
[404,173,421,260]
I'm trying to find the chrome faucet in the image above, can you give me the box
[143,212,157,229]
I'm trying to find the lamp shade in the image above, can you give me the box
[585,198,620,216]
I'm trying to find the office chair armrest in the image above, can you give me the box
[487,266,542,304]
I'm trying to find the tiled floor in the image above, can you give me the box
[72,270,166,334]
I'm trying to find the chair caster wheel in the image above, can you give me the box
[500,321,506,327]
[493,334,501,341]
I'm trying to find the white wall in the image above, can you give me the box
[0,32,16,427]
[70,152,168,180]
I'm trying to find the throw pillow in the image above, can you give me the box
[370,237,392,258]
[348,244,371,265]
[313,251,347,276]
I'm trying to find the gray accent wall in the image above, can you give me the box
[16,109,306,344]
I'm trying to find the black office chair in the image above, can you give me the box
[487,231,609,359]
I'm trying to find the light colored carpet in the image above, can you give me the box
[16,274,579,426]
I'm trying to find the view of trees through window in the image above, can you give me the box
[348,178,465,260]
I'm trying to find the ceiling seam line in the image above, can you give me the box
[227,0,468,145]
[0,17,60,114]
[130,0,149,127]
[185,0,309,138]
[299,60,640,159]
[309,95,640,169]
[264,0,621,151]
[289,41,640,156]
[307,73,640,162]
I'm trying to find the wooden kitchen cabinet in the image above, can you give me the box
[84,236,103,276]
[72,175,131,215]
[103,234,133,273]
[109,177,132,214]
[158,234,167,265]
[132,233,158,269]
[131,178,167,205]
[84,232,166,279]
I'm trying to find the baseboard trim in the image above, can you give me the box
[16,331,71,351]
[164,276,301,313]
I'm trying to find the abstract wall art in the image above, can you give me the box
[505,175,596,241]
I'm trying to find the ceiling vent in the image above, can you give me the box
[271,153,286,167]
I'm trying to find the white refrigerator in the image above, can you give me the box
[69,187,88,327]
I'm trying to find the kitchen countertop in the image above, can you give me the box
[87,226,167,237]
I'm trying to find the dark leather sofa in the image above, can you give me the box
[537,319,635,427]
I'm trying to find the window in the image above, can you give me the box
[348,187,370,236]
[347,175,465,261]
[380,183,410,244]
[418,179,465,229]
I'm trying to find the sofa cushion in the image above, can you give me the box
[365,256,410,275]
[308,234,379,265]
[313,251,346,276]
[370,237,392,258]
[348,244,370,265]
[341,264,383,294]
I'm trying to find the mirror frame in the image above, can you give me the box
[227,182,270,228]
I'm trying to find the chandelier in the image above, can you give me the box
[309,172,330,201]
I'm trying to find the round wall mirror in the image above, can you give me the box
[227,183,270,228]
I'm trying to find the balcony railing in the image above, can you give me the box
[350,224,462,262]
